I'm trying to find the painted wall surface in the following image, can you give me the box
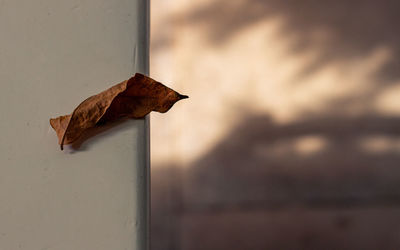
[0,0,149,249]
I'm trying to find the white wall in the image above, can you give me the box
[0,0,149,249]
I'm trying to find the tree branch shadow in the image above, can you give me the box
[152,112,400,250]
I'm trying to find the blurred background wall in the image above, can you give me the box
[149,0,400,249]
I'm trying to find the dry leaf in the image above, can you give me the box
[50,73,188,150]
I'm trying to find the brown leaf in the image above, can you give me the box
[50,73,188,150]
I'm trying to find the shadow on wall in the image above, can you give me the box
[153,113,400,250]
[186,113,400,209]
[151,0,400,249]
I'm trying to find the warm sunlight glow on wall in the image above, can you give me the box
[360,136,400,154]
[150,0,399,167]
[374,83,400,115]
[293,136,328,156]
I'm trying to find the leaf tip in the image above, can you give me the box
[178,94,189,100]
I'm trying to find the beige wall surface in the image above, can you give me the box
[0,0,148,249]
[150,0,400,249]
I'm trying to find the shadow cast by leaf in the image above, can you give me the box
[67,117,143,152]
